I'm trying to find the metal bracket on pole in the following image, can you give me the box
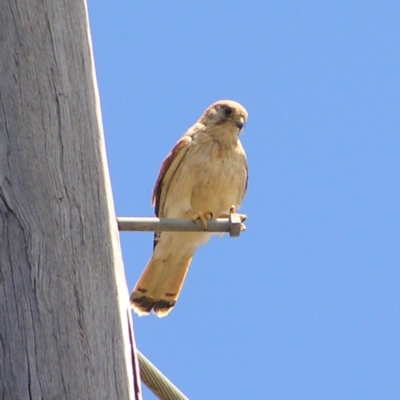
[120,215,246,397]
[117,213,246,238]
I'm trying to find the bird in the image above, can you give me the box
[130,100,248,317]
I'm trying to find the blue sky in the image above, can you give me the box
[88,2,400,399]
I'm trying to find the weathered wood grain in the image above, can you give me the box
[0,1,141,399]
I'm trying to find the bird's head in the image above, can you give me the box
[199,100,248,136]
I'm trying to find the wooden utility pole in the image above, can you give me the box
[0,1,142,399]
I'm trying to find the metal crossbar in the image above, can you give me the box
[120,214,247,398]
[117,214,246,237]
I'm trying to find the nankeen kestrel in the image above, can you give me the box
[130,100,248,317]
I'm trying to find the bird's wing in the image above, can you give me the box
[152,134,193,216]
[242,150,249,200]
[151,134,193,249]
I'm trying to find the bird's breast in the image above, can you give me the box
[161,137,247,219]
[189,139,246,216]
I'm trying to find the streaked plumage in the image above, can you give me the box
[130,100,248,316]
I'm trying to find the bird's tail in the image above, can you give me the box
[130,253,193,317]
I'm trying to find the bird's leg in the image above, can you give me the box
[191,211,213,230]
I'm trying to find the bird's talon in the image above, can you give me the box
[219,206,247,223]
[192,211,213,230]
[229,205,247,222]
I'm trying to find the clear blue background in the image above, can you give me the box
[88,2,400,399]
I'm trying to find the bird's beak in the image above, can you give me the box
[235,117,245,131]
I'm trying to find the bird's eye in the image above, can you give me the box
[223,106,233,116]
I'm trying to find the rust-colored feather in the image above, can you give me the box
[130,253,193,317]
[130,100,249,316]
